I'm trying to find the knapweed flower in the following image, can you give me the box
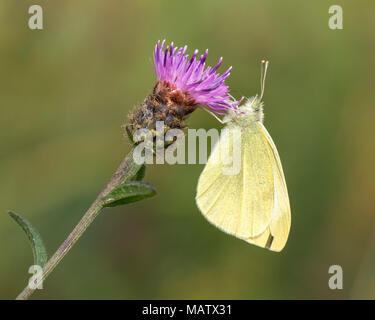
[126,40,241,142]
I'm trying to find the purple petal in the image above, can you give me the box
[152,40,241,114]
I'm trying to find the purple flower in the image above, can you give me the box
[152,40,241,115]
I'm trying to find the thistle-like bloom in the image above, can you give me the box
[126,41,240,142]
[153,40,240,115]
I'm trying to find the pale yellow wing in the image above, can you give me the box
[196,123,275,239]
[245,123,291,252]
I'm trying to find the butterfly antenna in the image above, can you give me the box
[259,60,269,101]
[201,107,225,124]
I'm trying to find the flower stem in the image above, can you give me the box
[16,148,141,300]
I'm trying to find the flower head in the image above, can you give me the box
[152,40,241,115]
[126,41,241,143]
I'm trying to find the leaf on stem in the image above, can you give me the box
[131,164,146,181]
[8,211,48,267]
[102,181,156,207]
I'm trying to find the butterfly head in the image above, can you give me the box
[224,60,269,125]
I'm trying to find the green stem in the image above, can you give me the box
[16,148,141,300]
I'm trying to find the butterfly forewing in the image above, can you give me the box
[196,123,275,239]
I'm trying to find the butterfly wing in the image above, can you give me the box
[196,123,275,240]
[196,122,291,252]
[247,123,291,252]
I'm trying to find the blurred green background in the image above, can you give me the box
[1,0,374,299]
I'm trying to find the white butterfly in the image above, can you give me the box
[196,61,291,251]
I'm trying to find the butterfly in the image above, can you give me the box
[196,61,291,251]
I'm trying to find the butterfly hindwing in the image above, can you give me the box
[257,123,291,251]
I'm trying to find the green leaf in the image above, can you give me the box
[102,181,156,207]
[131,164,146,181]
[8,211,48,267]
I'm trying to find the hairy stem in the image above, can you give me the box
[16,148,141,300]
